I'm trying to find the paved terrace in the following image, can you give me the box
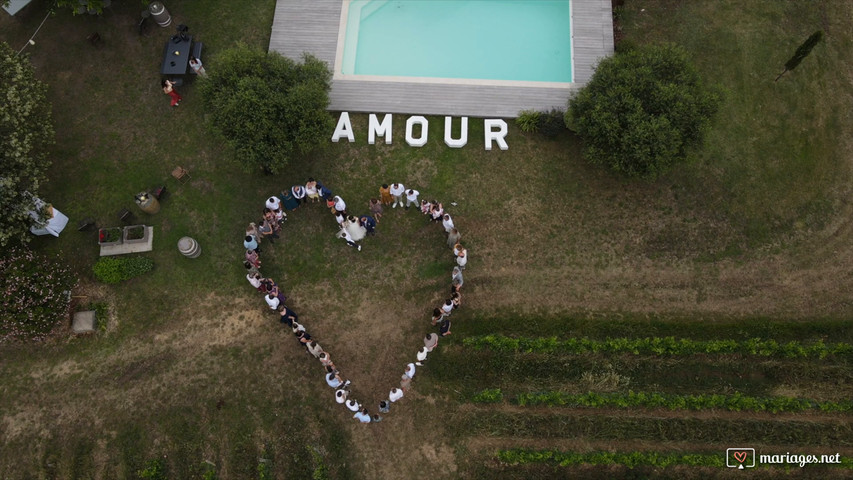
[269,0,613,118]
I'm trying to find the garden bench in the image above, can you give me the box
[191,42,203,61]
[190,42,204,75]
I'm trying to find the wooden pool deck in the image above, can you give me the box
[269,0,613,118]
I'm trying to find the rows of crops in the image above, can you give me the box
[432,317,853,478]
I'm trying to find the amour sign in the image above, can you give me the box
[331,112,509,151]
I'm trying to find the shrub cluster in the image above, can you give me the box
[92,256,154,284]
[0,249,77,341]
[567,43,721,177]
[200,44,332,174]
[471,388,503,403]
[515,110,541,133]
[462,334,853,359]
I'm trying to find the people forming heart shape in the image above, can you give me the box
[242,179,468,424]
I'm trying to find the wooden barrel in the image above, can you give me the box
[135,192,160,214]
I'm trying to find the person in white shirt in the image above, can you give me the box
[247,273,262,290]
[389,388,404,402]
[456,246,468,269]
[189,55,206,76]
[389,183,406,208]
[405,189,419,209]
[346,399,360,412]
[442,213,455,233]
[332,196,346,212]
[404,363,416,379]
[440,299,453,316]
[333,209,346,227]
[264,293,280,310]
[338,229,361,251]
[265,196,281,211]
[416,347,428,365]
[335,389,348,404]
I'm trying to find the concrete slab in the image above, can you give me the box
[72,310,97,333]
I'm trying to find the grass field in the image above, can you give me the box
[1,0,852,478]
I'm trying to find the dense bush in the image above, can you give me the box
[92,256,154,284]
[567,43,721,177]
[538,108,566,138]
[200,44,333,174]
[0,42,55,247]
[0,249,77,341]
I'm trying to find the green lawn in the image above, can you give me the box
[1,0,852,478]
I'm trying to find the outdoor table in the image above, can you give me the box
[160,34,192,76]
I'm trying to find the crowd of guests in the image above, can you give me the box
[242,178,469,424]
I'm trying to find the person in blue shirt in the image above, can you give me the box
[354,408,371,423]
[359,215,376,236]
[244,234,259,251]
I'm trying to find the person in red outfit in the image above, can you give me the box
[161,79,182,107]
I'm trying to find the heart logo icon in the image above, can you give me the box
[733,451,747,464]
[247,185,464,423]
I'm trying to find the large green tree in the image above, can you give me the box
[567,44,721,177]
[200,45,333,174]
[0,41,55,247]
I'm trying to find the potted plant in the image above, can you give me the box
[123,225,148,244]
[98,227,123,246]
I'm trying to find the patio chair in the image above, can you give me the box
[171,166,190,184]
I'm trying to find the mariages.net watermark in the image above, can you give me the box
[726,448,843,469]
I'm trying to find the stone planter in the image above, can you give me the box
[98,227,123,246]
[123,225,150,244]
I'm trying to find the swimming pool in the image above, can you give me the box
[339,0,573,84]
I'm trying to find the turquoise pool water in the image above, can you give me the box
[341,0,573,83]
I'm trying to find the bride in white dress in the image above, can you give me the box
[345,215,367,241]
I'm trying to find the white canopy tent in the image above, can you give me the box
[2,0,34,16]
[29,197,69,237]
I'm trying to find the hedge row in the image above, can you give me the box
[496,449,724,468]
[473,389,853,413]
[496,448,853,469]
[462,334,853,359]
[92,256,154,284]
